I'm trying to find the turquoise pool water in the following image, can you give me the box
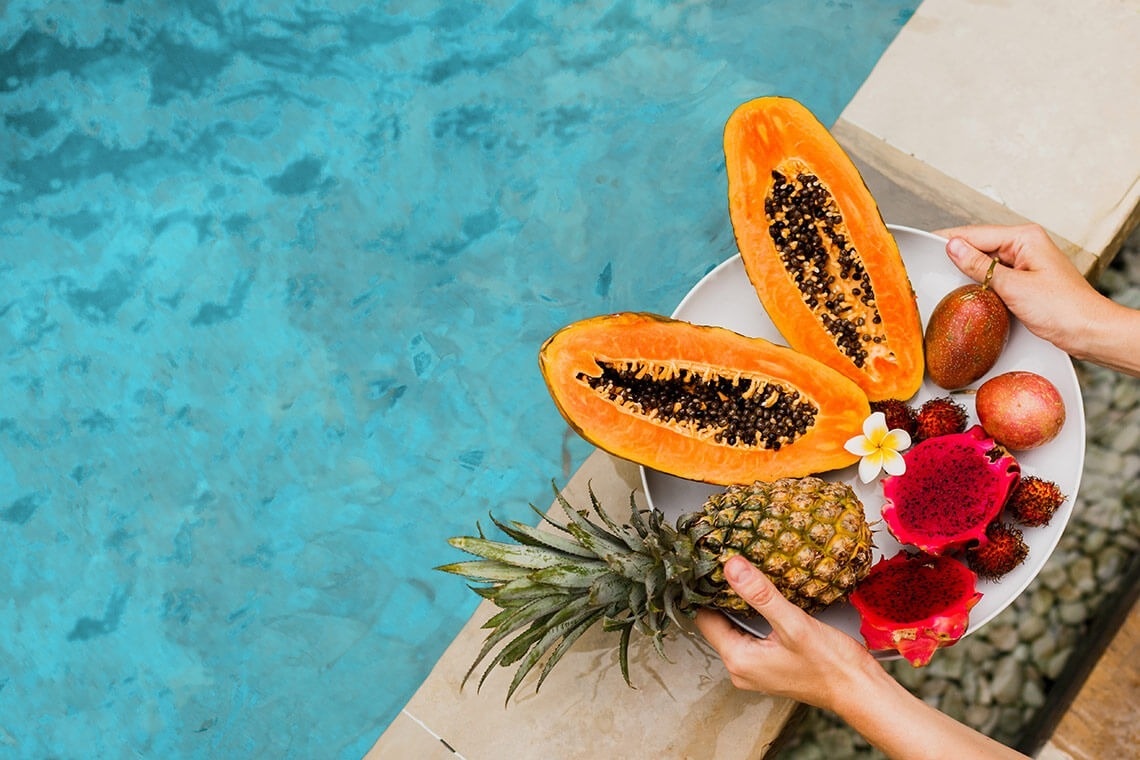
[0,1,917,756]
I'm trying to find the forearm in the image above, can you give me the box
[1064,298,1140,377]
[830,661,1028,760]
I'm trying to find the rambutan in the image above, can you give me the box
[870,399,918,438]
[914,396,969,441]
[1007,476,1066,527]
[967,522,1029,580]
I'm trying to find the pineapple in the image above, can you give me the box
[440,476,873,700]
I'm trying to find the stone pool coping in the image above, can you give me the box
[371,1,1139,756]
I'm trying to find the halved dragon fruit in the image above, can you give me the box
[849,551,982,666]
[881,425,1020,554]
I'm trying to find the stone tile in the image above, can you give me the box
[839,0,1140,276]
[366,711,457,760]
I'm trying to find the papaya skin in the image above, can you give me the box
[723,97,925,401]
[539,312,870,486]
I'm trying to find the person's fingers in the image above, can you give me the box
[693,607,744,648]
[722,555,804,640]
[944,236,1002,286]
[933,224,1023,255]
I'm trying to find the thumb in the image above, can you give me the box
[945,236,1000,287]
[723,555,800,634]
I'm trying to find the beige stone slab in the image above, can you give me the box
[833,119,1101,279]
[368,450,798,760]
[840,0,1140,274]
[367,710,458,759]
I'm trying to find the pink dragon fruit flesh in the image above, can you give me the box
[849,551,983,666]
[881,425,1020,555]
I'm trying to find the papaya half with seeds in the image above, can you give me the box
[539,312,870,486]
[723,96,924,402]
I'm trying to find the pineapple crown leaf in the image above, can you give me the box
[557,495,630,558]
[586,485,648,554]
[483,593,576,634]
[536,608,611,693]
[463,617,539,692]
[502,605,606,704]
[529,562,609,589]
[490,512,597,559]
[437,558,534,583]
[445,535,578,571]
[478,622,547,693]
[627,583,648,620]
[617,623,634,687]
[482,577,564,606]
[562,520,627,561]
[587,573,633,608]
[627,491,653,536]
[528,499,575,534]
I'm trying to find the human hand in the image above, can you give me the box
[693,555,879,711]
[934,224,1108,356]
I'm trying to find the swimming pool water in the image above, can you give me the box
[0,1,916,756]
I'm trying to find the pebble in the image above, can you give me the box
[817,727,855,757]
[1059,601,1088,625]
[1038,563,1069,591]
[1030,588,1056,616]
[1018,615,1046,642]
[1030,635,1056,663]
[986,623,1020,653]
[990,657,1023,703]
[1097,546,1128,582]
[1045,647,1074,680]
[925,652,965,680]
[939,686,967,722]
[965,704,999,735]
[1021,679,1046,709]
[1083,528,1108,554]
[1069,556,1097,595]
[1113,424,1140,452]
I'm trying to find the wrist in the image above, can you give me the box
[825,651,896,718]
[1065,299,1140,374]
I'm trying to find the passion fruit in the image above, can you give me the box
[975,371,1066,450]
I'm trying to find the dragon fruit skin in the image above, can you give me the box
[849,552,983,666]
[880,425,1020,554]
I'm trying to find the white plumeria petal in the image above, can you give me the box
[845,434,877,457]
[881,428,912,452]
[862,411,888,440]
[848,412,911,483]
[880,447,907,477]
[858,450,884,483]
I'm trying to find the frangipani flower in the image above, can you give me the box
[845,411,912,484]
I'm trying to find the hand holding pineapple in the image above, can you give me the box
[693,556,878,710]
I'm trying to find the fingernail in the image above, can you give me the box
[946,237,969,258]
[724,555,756,584]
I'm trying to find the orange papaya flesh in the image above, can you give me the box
[724,96,924,401]
[539,312,870,486]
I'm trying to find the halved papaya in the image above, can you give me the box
[724,96,924,401]
[539,312,870,485]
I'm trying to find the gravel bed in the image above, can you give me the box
[780,225,1140,759]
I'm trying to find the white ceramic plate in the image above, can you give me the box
[640,225,1085,656]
